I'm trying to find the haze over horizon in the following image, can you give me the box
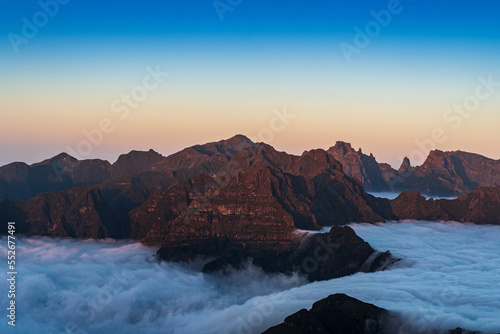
[2,0,500,167]
[1,133,500,171]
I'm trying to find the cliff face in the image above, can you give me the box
[326,142,500,197]
[157,224,397,282]
[137,144,398,281]
[127,173,219,240]
[0,150,159,202]
[137,167,304,248]
[391,186,500,225]
[130,145,396,249]
[389,150,500,197]
[111,149,165,178]
[327,141,389,191]
[0,185,119,238]
[255,226,396,282]
[148,134,256,172]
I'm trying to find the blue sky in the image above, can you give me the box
[1,0,499,166]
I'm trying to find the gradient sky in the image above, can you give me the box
[1,0,499,167]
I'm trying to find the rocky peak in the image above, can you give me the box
[398,157,412,173]
[263,293,390,334]
[327,142,388,191]
[424,149,446,165]
[112,149,165,177]
[330,141,353,155]
[31,152,79,167]
[224,134,256,149]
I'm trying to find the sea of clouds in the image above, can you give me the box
[1,221,500,334]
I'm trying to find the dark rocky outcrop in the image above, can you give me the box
[262,294,391,334]
[262,294,484,334]
[256,226,397,281]
[391,186,500,225]
[447,329,481,334]
[158,225,397,282]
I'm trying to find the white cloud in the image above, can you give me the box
[1,221,499,333]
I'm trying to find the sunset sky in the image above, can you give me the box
[1,0,499,167]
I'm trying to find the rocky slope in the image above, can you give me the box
[0,150,163,202]
[0,185,119,238]
[327,141,389,191]
[0,136,257,209]
[391,186,500,225]
[0,154,109,202]
[387,150,500,197]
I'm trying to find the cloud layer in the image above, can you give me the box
[1,221,500,333]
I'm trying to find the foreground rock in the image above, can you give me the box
[263,294,483,334]
[262,294,391,334]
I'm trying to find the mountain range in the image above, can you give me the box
[1,135,499,281]
[328,141,500,196]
